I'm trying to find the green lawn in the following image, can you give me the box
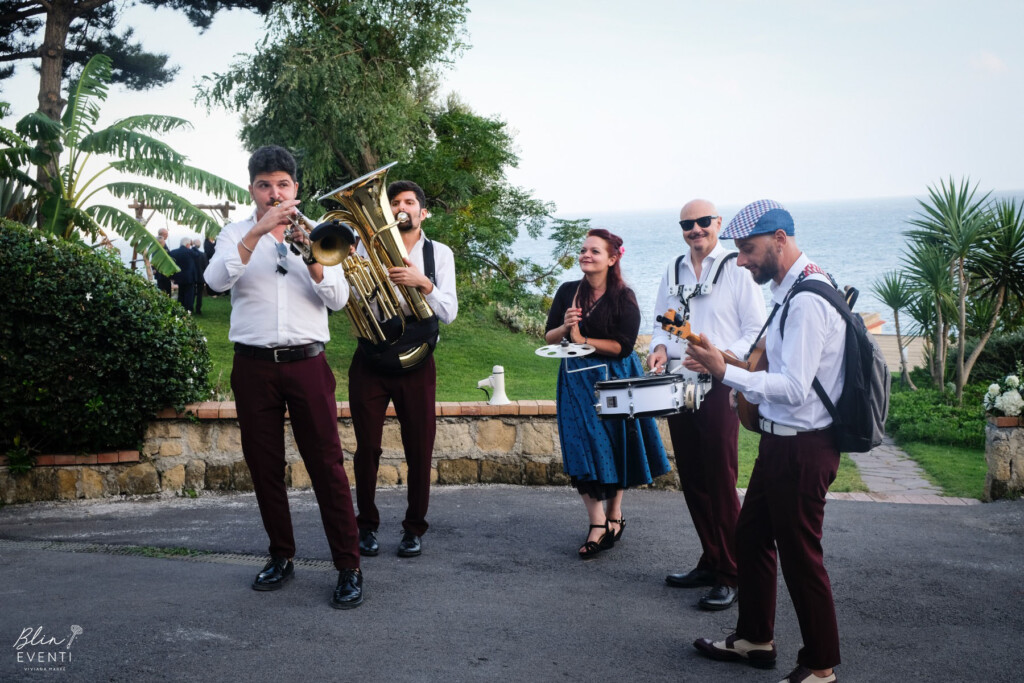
[736,427,866,493]
[897,441,986,499]
[194,295,865,490]
[194,294,557,401]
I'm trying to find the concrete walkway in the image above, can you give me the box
[844,436,978,505]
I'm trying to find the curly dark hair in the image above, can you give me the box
[248,145,297,183]
[387,180,427,209]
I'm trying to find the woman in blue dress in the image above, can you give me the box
[544,229,670,558]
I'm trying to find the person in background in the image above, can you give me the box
[650,199,765,611]
[204,236,219,296]
[168,236,196,313]
[204,144,364,609]
[154,227,172,295]
[190,238,208,314]
[544,228,670,559]
[689,200,844,683]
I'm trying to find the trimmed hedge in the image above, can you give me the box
[1,222,211,456]
[886,379,986,450]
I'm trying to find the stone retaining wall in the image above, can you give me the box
[0,401,679,504]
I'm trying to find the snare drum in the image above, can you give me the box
[593,374,702,419]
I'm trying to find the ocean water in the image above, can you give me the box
[513,193,1024,335]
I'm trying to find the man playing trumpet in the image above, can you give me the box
[205,145,364,609]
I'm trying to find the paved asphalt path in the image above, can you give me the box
[1,485,1022,682]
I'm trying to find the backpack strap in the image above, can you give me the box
[779,278,856,422]
[422,238,436,285]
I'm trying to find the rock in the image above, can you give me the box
[480,460,522,484]
[438,458,479,484]
[231,460,254,491]
[185,459,206,491]
[476,420,516,453]
[116,463,160,496]
[289,460,311,489]
[161,464,186,493]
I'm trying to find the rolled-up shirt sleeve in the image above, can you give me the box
[311,264,349,311]
[424,241,458,324]
[649,268,674,355]
[722,293,831,406]
[203,226,248,293]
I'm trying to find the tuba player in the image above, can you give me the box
[350,180,458,559]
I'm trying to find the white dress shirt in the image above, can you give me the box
[722,253,847,430]
[650,242,766,360]
[204,210,349,347]
[355,231,458,325]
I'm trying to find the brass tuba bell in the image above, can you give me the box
[317,162,437,369]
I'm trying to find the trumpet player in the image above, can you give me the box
[351,179,458,559]
[205,145,364,609]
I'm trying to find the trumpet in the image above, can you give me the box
[275,201,352,267]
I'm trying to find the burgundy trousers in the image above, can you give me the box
[349,352,437,537]
[735,429,841,670]
[667,379,740,586]
[232,352,360,570]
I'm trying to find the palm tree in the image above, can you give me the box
[872,270,917,389]
[906,177,991,403]
[960,197,1024,375]
[901,238,954,389]
[0,54,249,275]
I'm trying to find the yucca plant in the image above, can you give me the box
[907,177,993,402]
[0,54,249,275]
[872,270,917,389]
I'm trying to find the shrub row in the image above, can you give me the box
[1,222,211,456]
[886,378,986,450]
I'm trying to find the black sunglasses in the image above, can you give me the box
[275,241,288,275]
[679,215,719,232]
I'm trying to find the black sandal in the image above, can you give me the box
[605,518,625,548]
[578,522,609,559]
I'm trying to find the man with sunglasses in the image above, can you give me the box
[205,145,364,610]
[649,199,765,612]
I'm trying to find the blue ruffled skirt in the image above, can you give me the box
[556,352,670,488]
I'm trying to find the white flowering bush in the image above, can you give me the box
[983,361,1024,418]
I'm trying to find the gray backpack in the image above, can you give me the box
[781,280,891,453]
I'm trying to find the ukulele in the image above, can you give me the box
[656,309,764,432]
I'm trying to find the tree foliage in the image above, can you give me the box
[198,0,468,190]
[199,1,589,304]
[0,1,274,122]
[0,54,250,274]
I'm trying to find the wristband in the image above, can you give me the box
[239,239,254,254]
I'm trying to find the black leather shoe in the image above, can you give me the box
[331,568,363,609]
[699,584,738,611]
[252,557,293,591]
[397,531,421,557]
[665,567,716,588]
[359,529,379,557]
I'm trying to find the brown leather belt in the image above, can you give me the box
[234,342,325,363]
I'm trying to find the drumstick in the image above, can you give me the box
[656,309,748,370]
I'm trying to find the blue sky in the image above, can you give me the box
[2,0,1021,221]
